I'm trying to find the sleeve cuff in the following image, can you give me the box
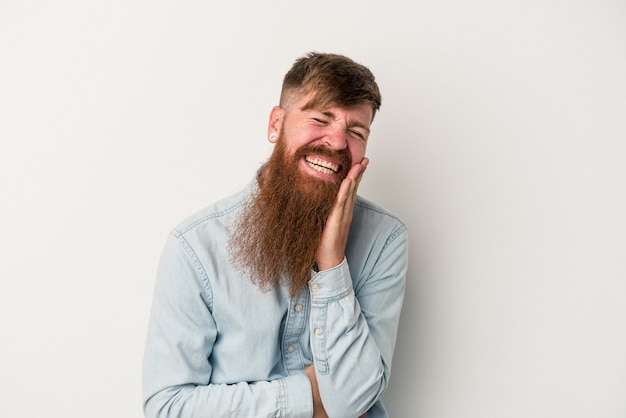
[279,374,313,418]
[309,257,353,300]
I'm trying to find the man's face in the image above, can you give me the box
[270,92,373,190]
[228,93,374,297]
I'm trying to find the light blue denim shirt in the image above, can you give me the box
[143,181,408,418]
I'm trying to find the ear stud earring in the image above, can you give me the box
[269,133,277,142]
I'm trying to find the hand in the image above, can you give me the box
[305,365,369,418]
[305,365,328,418]
[315,158,369,271]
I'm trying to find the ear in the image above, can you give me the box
[267,106,284,143]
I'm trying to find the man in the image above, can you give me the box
[143,52,408,418]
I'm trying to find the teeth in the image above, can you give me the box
[305,156,339,174]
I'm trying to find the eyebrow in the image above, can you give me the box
[320,110,371,133]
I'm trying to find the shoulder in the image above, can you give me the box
[353,195,407,235]
[172,184,253,237]
[346,196,408,287]
[349,195,408,256]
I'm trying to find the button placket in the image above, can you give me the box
[309,281,329,374]
[281,292,309,373]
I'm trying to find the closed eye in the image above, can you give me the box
[348,129,366,140]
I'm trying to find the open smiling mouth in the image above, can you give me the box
[305,155,340,175]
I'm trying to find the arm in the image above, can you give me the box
[142,233,313,418]
[309,160,409,417]
[308,237,407,417]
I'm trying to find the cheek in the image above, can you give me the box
[349,142,367,164]
[279,136,303,159]
[282,128,314,153]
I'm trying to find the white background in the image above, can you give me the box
[1,1,625,417]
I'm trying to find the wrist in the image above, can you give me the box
[314,256,343,272]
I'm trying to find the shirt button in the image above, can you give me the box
[314,327,323,336]
[311,283,320,292]
[287,344,295,353]
[295,304,303,312]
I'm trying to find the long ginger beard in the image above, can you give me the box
[229,135,351,298]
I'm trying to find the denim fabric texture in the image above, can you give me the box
[143,181,408,417]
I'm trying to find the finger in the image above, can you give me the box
[334,177,353,213]
[332,159,368,220]
[343,159,368,198]
[343,159,367,207]
[346,158,367,182]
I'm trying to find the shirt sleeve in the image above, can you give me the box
[142,232,313,418]
[308,227,408,417]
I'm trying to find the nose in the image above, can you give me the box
[323,125,348,150]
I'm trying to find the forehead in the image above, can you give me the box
[293,91,373,125]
